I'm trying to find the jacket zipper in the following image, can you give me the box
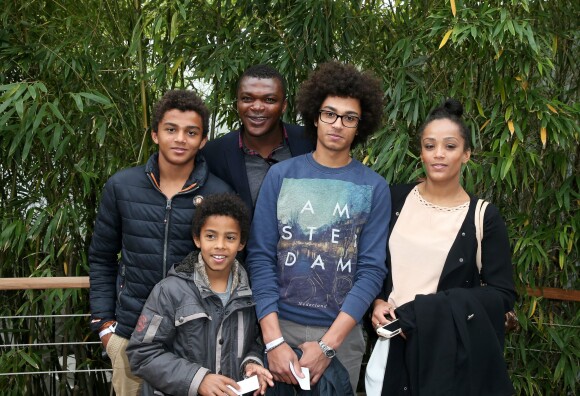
[147,171,200,279]
[163,199,172,277]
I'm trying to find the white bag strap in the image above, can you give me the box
[475,198,489,274]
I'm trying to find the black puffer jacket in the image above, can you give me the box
[89,153,233,338]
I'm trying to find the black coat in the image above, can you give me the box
[201,123,314,217]
[379,184,516,396]
[89,153,233,338]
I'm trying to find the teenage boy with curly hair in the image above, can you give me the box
[246,61,391,393]
[89,90,232,395]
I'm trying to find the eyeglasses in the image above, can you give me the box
[318,110,361,128]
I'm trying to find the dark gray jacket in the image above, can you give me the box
[126,252,263,396]
[89,153,233,338]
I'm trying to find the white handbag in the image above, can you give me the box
[364,336,390,395]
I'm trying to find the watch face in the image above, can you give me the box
[319,340,336,358]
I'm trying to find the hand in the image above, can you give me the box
[265,343,301,385]
[371,299,397,330]
[244,363,274,395]
[198,373,240,396]
[298,341,331,385]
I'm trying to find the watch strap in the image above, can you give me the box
[98,322,117,339]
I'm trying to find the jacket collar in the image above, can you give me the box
[170,251,252,296]
[145,152,210,192]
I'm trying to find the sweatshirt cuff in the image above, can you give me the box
[256,297,279,321]
[340,294,370,323]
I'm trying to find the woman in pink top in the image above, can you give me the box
[369,99,516,396]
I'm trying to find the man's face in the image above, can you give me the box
[236,77,287,139]
[151,109,207,169]
[315,96,361,156]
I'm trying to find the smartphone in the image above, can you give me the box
[376,318,401,338]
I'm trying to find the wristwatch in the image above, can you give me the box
[318,339,336,359]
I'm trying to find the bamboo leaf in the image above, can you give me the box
[438,29,453,49]
[170,57,184,77]
[524,24,539,53]
[501,155,513,179]
[47,101,65,121]
[71,93,84,112]
[547,104,558,114]
[479,119,490,131]
[529,298,537,317]
[15,99,25,118]
[32,103,47,132]
[476,100,485,118]
[96,119,107,146]
[504,105,512,122]
[27,84,37,100]
[170,11,179,44]
[507,120,515,135]
[79,92,111,106]
[540,127,547,148]
[511,139,519,155]
[18,350,39,369]
[450,0,456,17]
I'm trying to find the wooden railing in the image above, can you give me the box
[0,277,89,290]
[0,277,578,302]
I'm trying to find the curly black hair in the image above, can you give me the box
[296,61,384,148]
[151,90,210,137]
[237,64,287,99]
[191,194,251,244]
[418,98,471,151]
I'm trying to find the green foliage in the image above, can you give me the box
[1,0,578,394]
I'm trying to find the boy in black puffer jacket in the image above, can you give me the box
[89,90,233,395]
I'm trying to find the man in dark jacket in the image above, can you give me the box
[89,90,232,395]
[202,64,314,217]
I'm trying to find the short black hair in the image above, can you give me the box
[191,194,251,244]
[237,64,287,99]
[418,98,471,151]
[296,61,384,148]
[151,90,210,137]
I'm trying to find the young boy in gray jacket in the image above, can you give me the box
[127,194,273,396]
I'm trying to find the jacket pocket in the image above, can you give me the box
[175,309,210,326]
[174,304,212,363]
